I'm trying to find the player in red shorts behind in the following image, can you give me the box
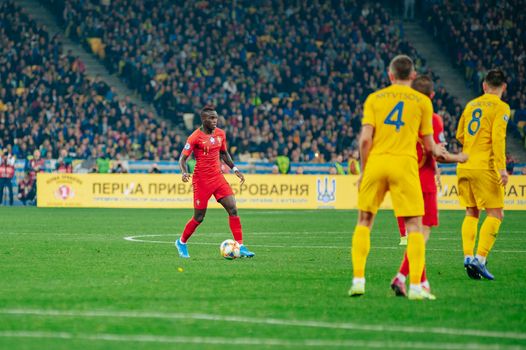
[391,76,466,297]
[175,105,255,258]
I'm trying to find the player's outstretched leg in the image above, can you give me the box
[397,217,407,246]
[175,210,205,258]
[219,195,255,258]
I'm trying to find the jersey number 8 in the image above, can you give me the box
[384,101,405,132]
[468,108,482,135]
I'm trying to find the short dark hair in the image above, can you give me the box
[200,104,216,117]
[389,55,414,80]
[484,69,506,88]
[411,75,434,97]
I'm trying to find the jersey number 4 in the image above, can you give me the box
[384,101,405,132]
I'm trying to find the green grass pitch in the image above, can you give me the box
[0,208,525,349]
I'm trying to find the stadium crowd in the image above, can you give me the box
[423,0,526,142]
[0,1,186,166]
[47,0,464,163]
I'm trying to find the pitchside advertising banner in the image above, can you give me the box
[37,174,526,210]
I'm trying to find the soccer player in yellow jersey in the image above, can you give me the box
[349,55,447,300]
[457,69,510,280]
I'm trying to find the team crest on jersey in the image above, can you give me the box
[184,143,191,150]
[210,137,215,144]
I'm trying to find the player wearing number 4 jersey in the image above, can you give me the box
[175,105,255,259]
[457,69,510,280]
[348,55,449,301]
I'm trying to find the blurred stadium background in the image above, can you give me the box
[0,0,524,206]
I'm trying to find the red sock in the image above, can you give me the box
[421,266,427,283]
[180,217,201,243]
[229,215,243,244]
[397,217,407,237]
[399,252,409,277]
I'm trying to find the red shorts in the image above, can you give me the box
[193,176,234,209]
[422,191,438,227]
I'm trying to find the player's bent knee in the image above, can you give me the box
[486,208,504,221]
[193,212,206,223]
[357,211,374,228]
[465,207,479,218]
[403,216,422,233]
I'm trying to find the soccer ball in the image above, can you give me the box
[220,239,240,260]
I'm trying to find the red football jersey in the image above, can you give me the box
[182,128,227,179]
[417,113,445,193]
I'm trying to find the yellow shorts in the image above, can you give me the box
[457,168,504,209]
[358,155,424,217]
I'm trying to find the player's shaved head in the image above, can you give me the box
[389,55,414,80]
[411,75,434,97]
[200,104,216,118]
[484,69,506,88]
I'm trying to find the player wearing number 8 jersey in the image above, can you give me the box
[348,55,447,300]
[456,69,510,280]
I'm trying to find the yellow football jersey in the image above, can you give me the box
[456,93,509,170]
[362,84,433,160]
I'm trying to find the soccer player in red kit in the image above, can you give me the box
[391,76,466,298]
[175,105,255,258]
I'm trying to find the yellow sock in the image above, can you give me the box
[476,216,502,258]
[461,216,479,257]
[407,232,425,285]
[351,225,371,278]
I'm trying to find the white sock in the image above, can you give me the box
[178,239,187,245]
[409,284,422,293]
[353,277,365,285]
[475,254,486,264]
[396,273,406,283]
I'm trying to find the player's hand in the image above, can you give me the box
[432,143,448,159]
[498,169,509,187]
[182,173,191,182]
[457,152,468,163]
[235,170,245,185]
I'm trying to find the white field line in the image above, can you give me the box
[0,330,522,350]
[1,308,525,342]
[123,234,526,254]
